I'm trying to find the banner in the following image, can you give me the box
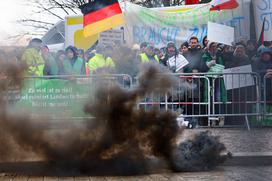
[253,0,272,41]
[99,29,124,46]
[207,22,234,46]
[124,0,250,48]
[11,79,92,119]
[223,65,255,90]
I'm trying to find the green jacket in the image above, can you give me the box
[202,52,227,103]
[139,53,159,63]
[21,48,45,76]
[87,53,115,74]
[44,53,59,76]
[63,57,85,75]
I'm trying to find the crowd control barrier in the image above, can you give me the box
[7,74,132,121]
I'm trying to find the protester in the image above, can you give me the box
[139,44,159,63]
[225,45,250,68]
[224,45,253,125]
[202,42,227,102]
[63,46,85,75]
[202,36,208,52]
[161,42,188,73]
[179,42,189,56]
[202,42,227,125]
[131,43,140,58]
[246,40,258,62]
[158,47,167,66]
[112,46,139,85]
[77,49,85,60]
[41,45,59,76]
[140,42,148,54]
[55,50,66,75]
[253,48,272,78]
[86,45,115,75]
[184,36,208,73]
[21,38,45,76]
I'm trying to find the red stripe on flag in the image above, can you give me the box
[83,2,122,26]
[210,0,239,11]
[258,17,266,46]
[185,0,199,5]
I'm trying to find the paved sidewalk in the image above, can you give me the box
[0,166,271,181]
[182,128,272,153]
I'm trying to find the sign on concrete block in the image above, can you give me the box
[207,22,234,46]
[223,65,255,90]
[99,29,124,46]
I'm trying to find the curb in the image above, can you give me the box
[223,152,272,166]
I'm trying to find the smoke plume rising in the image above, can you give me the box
[0,60,228,176]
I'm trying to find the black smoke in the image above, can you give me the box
[0,60,229,176]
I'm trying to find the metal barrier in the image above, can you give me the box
[263,76,272,125]
[138,72,262,128]
[210,72,261,129]
[6,72,271,128]
[138,74,211,126]
[7,74,132,120]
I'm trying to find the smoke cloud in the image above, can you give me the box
[0,59,229,176]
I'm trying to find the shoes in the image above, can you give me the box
[218,117,225,126]
[210,117,225,126]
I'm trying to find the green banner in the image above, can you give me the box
[12,78,93,119]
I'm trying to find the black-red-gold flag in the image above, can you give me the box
[79,0,125,37]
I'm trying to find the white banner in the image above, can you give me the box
[223,65,255,90]
[124,0,250,48]
[208,22,234,46]
[253,0,272,41]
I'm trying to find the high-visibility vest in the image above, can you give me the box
[63,57,85,75]
[139,53,159,63]
[21,48,45,76]
[87,53,115,75]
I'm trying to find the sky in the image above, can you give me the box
[0,0,26,38]
[0,0,64,45]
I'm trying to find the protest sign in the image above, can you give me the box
[223,65,255,90]
[168,55,189,72]
[207,22,234,46]
[124,0,250,48]
[253,0,272,41]
[99,29,124,46]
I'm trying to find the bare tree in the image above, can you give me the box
[18,0,82,34]
[18,0,211,34]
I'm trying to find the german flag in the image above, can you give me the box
[79,0,125,37]
[258,17,266,46]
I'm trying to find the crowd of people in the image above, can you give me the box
[21,37,272,78]
[19,36,272,126]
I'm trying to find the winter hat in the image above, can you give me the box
[260,48,272,55]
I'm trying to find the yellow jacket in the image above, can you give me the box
[87,53,115,74]
[139,53,159,63]
[21,48,45,76]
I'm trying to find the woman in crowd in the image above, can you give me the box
[202,36,209,52]
[63,46,85,75]
[202,42,227,103]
